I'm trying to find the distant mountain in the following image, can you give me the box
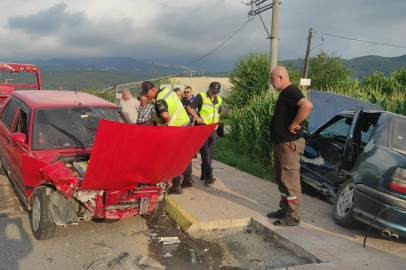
[281,54,406,80]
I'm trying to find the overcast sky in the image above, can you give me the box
[1,0,405,71]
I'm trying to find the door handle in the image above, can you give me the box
[7,137,11,144]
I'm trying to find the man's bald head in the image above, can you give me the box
[270,66,291,91]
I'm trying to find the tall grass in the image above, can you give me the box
[219,84,406,178]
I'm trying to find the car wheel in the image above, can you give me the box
[0,160,7,175]
[333,178,363,228]
[30,188,56,240]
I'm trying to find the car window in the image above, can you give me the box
[360,124,375,147]
[12,109,29,144]
[1,99,20,130]
[32,106,125,150]
[389,117,406,154]
[318,116,352,138]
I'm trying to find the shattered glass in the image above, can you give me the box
[32,107,124,150]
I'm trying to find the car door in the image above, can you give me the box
[301,114,354,187]
[342,108,363,171]
[0,97,29,193]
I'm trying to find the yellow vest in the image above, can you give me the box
[198,92,222,126]
[156,88,190,126]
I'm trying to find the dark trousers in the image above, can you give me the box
[172,161,192,187]
[200,130,217,174]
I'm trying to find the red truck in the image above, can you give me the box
[0,90,215,240]
[0,62,42,104]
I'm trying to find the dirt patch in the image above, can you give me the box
[146,206,311,269]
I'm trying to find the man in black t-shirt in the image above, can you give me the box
[268,66,313,226]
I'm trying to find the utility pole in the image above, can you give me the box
[269,0,279,92]
[151,62,154,79]
[243,0,279,92]
[303,28,313,92]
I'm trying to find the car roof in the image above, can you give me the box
[11,90,118,109]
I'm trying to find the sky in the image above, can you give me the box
[1,0,406,71]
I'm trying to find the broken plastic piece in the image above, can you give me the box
[163,253,172,258]
[107,252,129,268]
[158,237,180,245]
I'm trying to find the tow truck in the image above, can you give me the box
[0,62,42,104]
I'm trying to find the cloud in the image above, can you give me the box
[7,2,86,36]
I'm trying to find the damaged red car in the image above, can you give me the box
[0,90,214,240]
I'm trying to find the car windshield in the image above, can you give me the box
[389,117,406,155]
[33,107,124,150]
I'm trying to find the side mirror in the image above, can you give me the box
[11,132,26,144]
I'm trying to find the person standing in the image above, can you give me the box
[268,66,313,226]
[137,95,156,125]
[140,81,194,194]
[119,89,140,124]
[187,82,222,186]
[182,86,196,124]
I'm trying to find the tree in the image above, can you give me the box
[225,52,269,109]
[308,50,352,90]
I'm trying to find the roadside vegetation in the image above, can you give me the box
[215,50,406,182]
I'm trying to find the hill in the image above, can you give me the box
[281,54,406,80]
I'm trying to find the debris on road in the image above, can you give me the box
[157,236,180,245]
[107,252,129,268]
[163,253,172,258]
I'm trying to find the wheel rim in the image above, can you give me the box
[32,195,41,231]
[336,183,355,217]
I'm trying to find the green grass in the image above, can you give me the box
[214,134,275,182]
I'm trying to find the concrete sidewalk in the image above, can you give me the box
[166,158,406,270]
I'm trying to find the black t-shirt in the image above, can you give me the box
[269,85,305,143]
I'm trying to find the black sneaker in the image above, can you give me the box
[273,216,300,226]
[266,209,287,219]
[181,174,195,188]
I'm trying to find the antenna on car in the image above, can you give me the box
[73,86,82,105]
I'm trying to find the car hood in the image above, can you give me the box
[308,90,383,132]
[79,119,216,191]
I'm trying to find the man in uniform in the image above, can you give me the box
[268,66,313,226]
[140,81,194,194]
[187,82,222,186]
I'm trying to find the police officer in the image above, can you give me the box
[187,82,222,186]
[140,81,194,194]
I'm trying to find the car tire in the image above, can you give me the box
[0,160,7,175]
[30,188,57,240]
[141,200,163,222]
[333,178,363,228]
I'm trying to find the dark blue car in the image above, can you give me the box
[301,91,406,240]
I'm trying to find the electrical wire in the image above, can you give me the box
[287,0,406,26]
[322,34,406,49]
[277,15,406,44]
[281,2,406,33]
[182,18,252,67]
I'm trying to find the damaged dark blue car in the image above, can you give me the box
[300,91,406,240]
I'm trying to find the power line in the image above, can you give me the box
[287,0,406,26]
[182,19,252,67]
[281,2,406,33]
[322,33,406,49]
[277,16,406,44]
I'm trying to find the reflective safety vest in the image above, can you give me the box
[156,88,190,126]
[198,92,222,127]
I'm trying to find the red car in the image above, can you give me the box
[0,90,214,240]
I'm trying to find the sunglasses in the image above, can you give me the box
[184,91,190,94]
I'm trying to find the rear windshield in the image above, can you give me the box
[33,107,124,150]
[389,117,406,154]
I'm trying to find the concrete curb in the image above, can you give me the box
[165,195,201,232]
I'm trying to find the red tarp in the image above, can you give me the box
[79,120,216,190]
